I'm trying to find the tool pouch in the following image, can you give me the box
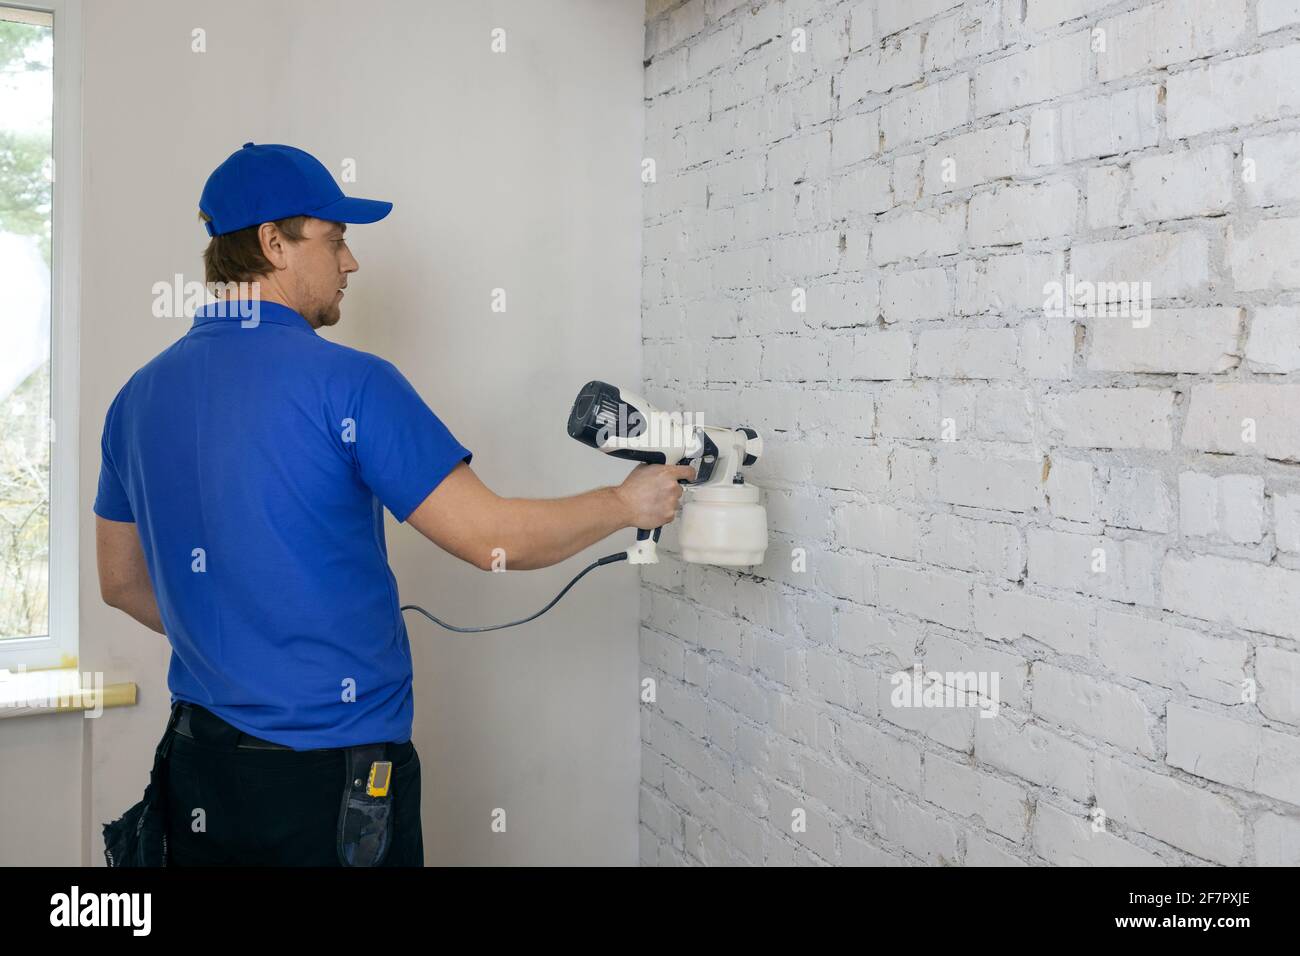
[337,743,393,867]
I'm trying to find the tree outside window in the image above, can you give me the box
[0,12,54,641]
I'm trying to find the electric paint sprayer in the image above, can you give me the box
[401,380,769,632]
[566,380,767,566]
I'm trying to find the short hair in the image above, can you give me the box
[198,211,310,286]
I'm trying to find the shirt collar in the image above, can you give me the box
[190,299,317,334]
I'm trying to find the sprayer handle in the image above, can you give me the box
[628,526,661,565]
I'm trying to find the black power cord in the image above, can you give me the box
[400,551,628,633]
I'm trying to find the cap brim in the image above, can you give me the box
[308,195,393,225]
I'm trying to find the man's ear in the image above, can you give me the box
[258,221,287,269]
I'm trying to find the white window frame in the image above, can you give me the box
[0,0,81,674]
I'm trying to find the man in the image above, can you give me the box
[94,142,692,866]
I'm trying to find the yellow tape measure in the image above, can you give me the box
[366,760,392,797]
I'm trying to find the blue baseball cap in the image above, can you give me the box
[199,141,393,237]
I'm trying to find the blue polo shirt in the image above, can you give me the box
[93,300,472,750]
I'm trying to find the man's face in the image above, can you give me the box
[279,217,358,328]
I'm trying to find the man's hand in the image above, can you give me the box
[405,460,696,572]
[614,463,697,530]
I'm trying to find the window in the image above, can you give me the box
[0,0,79,673]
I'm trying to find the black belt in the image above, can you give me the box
[172,702,296,751]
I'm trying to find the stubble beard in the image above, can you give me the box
[316,298,342,328]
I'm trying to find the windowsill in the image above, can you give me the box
[0,668,137,719]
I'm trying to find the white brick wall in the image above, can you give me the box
[639,0,1300,866]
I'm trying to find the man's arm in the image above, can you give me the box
[95,516,165,634]
[405,461,695,571]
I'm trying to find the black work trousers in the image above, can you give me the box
[163,703,424,866]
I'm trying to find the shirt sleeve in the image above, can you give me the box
[93,393,135,522]
[352,358,473,522]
